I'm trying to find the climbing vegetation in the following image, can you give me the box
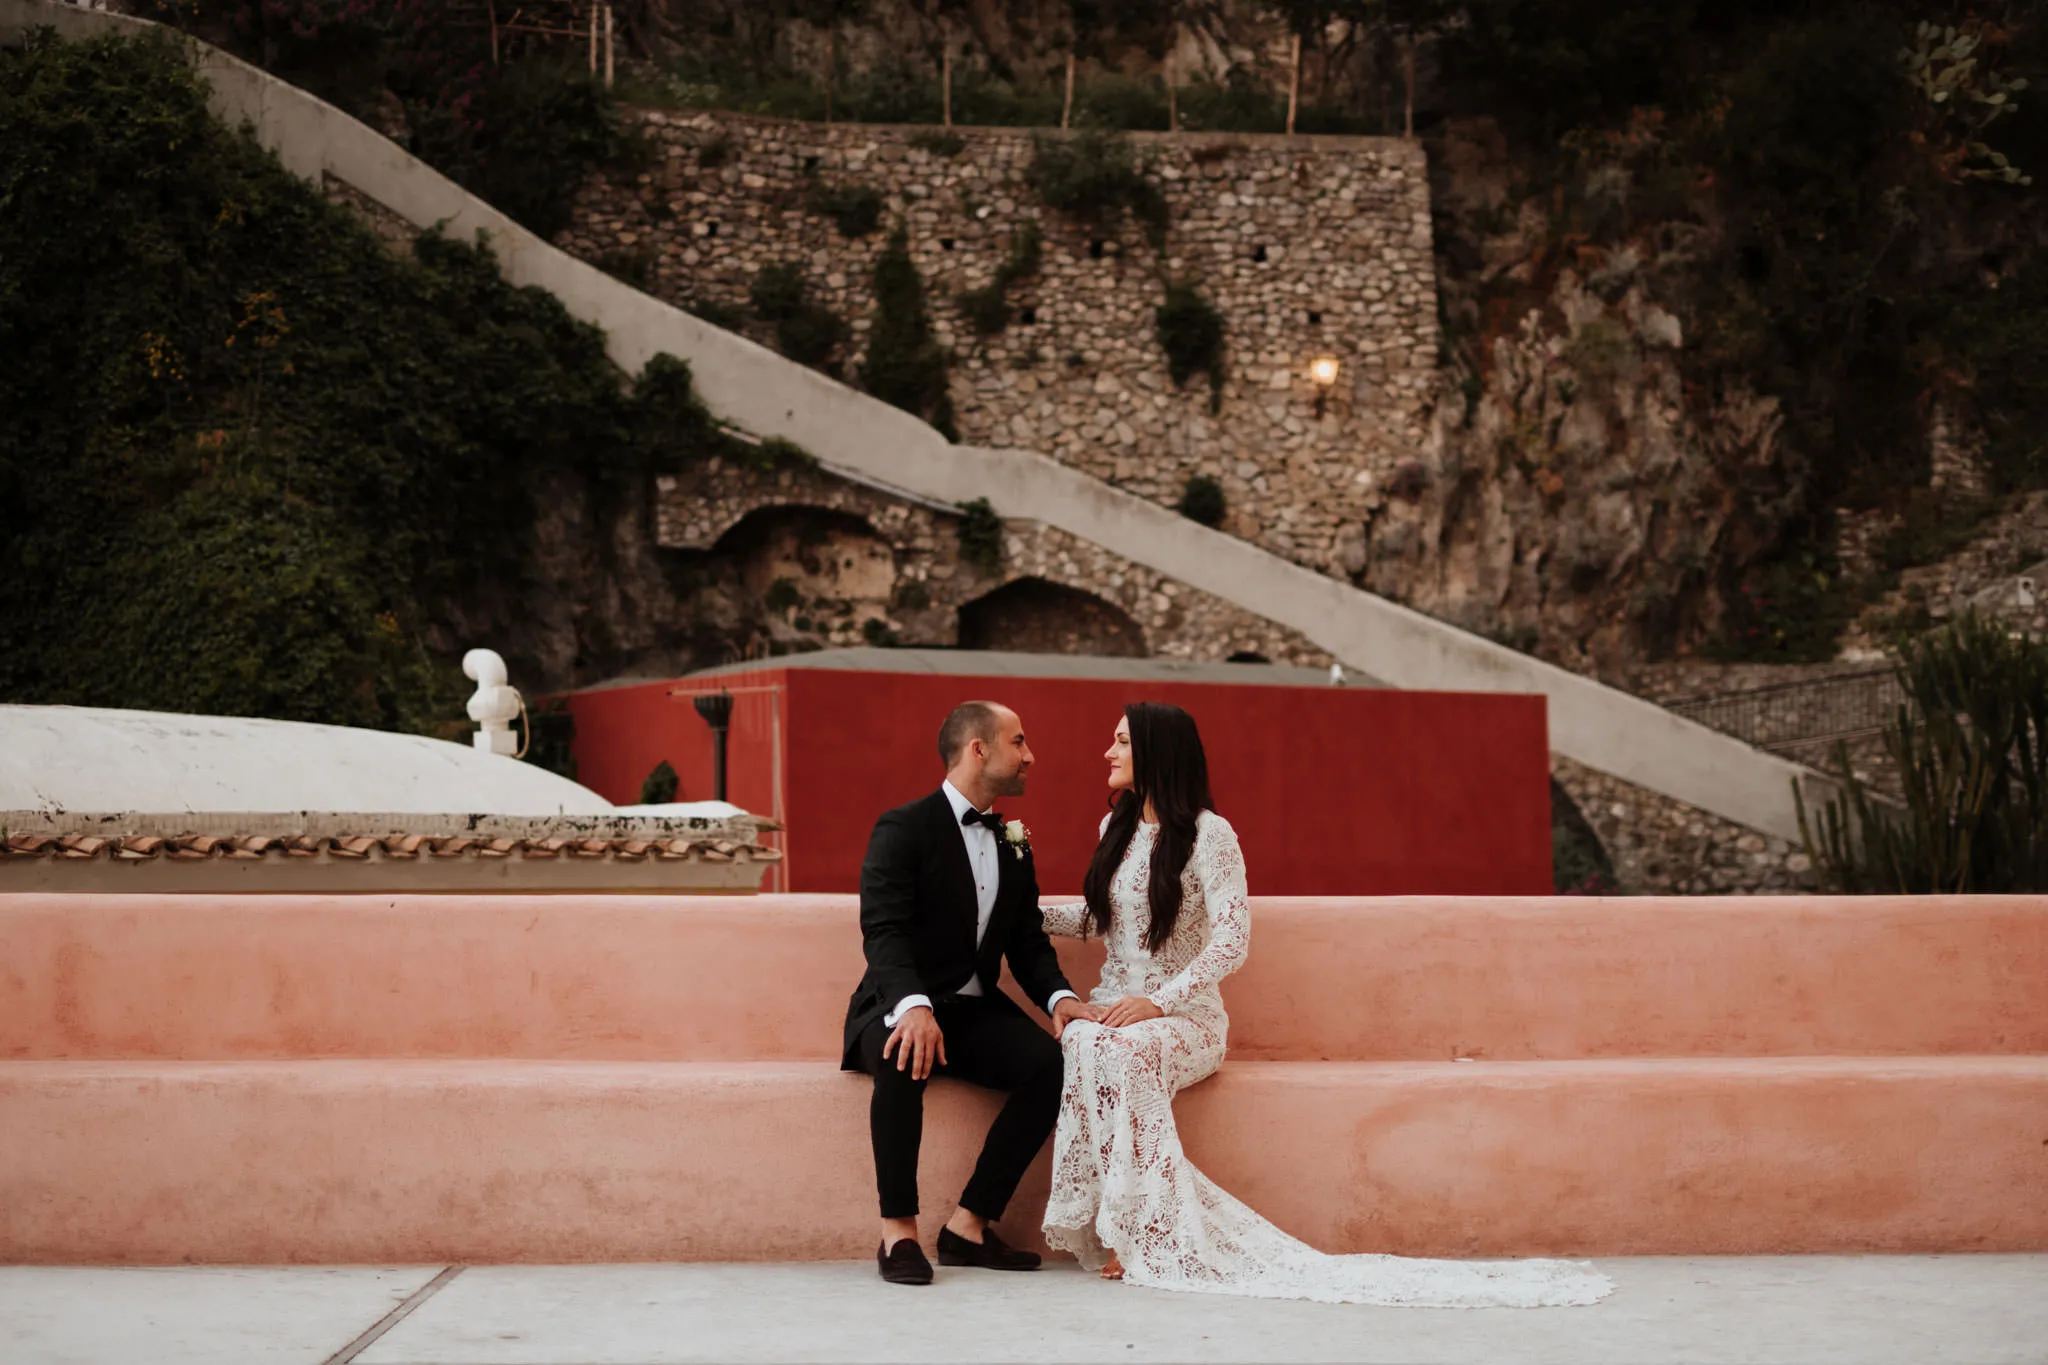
[0,29,738,733]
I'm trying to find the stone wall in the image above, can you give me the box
[657,450,1333,667]
[559,110,1439,581]
[1551,755,1813,896]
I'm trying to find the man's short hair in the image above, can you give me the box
[938,700,1004,767]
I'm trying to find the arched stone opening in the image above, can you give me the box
[957,577,1147,657]
[715,505,897,647]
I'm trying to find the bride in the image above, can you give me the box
[1040,702,1613,1308]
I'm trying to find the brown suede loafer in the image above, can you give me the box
[877,1237,934,1285]
[935,1224,1041,1271]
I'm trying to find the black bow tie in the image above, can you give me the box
[962,808,1003,832]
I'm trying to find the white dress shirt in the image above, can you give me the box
[883,780,1078,1028]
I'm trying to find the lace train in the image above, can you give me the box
[1041,813,1612,1308]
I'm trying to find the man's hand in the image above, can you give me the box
[882,1005,946,1080]
[1101,996,1165,1028]
[1051,995,1104,1041]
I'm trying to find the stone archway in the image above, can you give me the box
[714,505,897,648]
[957,577,1147,657]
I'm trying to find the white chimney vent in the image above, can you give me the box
[462,649,524,757]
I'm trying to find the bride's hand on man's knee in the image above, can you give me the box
[1051,996,1104,1040]
[1100,996,1164,1028]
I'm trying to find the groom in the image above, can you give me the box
[842,700,1100,1285]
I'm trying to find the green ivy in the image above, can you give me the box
[0,29,732,734]
[956,497,1004,573]
[1177,474,1226,528]
[956,221,1043,337]
[802,179,885,238]
[1027,131,1168,249]
[1156,281,1226,411]
[749,261,848,371]
[860,227,957,439]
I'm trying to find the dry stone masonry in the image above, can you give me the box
[560,110,1440,578]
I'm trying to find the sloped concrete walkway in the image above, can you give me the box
[4,1257,2044,1365]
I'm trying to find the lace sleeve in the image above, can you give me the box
[1148,812,1251,1015]
[1041,900,1091,939]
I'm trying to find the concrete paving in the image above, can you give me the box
[3,1256,2045,1365]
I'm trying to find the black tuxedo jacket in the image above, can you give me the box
[841,787,1073,1069]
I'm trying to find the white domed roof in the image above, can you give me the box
[0,705,614,816]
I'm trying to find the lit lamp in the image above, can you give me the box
[1310,355,1341,416]
[692,691,735,802]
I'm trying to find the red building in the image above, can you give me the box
[564,649,1553,896]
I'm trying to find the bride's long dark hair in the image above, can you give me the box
[1082,702,1214,953]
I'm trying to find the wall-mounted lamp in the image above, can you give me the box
[692,691,735,801]
[1310,356,1341,416]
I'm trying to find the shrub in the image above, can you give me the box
[860,228,956,438]
[748,262,847,370]
[639,759,679,804]
[802,180,884,238]
[956,497,1003,573]
[1027,131,1168,247]
[1799,613,2048,893]
[908,130,966,157]
[1156,281,1226,410]
[1177,475,1226,528]
[956,221,1043,337]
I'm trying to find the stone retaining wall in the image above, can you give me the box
[560,111,1439,581]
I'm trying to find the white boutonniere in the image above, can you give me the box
[1003,819,1031,859]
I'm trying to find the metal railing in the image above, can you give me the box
[1666,668,1905,757]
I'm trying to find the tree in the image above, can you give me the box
[1375,0,1456,137]
[793,0,868,125]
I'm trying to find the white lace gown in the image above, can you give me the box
[1041,811,1613,1307]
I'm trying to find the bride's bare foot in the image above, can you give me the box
[1100,1252,1125,1281]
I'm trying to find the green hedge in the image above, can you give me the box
[0,29,724,734]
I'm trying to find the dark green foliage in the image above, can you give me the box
[1945,253,2048,494]
[908,129,966,157]
[1799,613,2048,893]
[1550,777,1619,894]
[956,497,1004,573]
[1156,281,1226,409]
[1027,132,1167,246]
[136,2,630,239]
[860,229,956,439]
[748,262,847,370]
[1177,475,1226,528]
[428,57,635,239]
[860,616,899,646]
[956,221,1043,337]
[639,759,680,804]
[0,30,729,733]
[802,179,884,238]
[1710,547,1862,664]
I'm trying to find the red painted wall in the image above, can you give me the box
[566,667,1552,896]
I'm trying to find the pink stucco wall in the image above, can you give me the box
[2,891,2044,1263]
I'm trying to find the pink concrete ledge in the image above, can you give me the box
[4,893,2045,1062]
[3,1056,2045,1264]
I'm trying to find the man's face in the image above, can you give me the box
[979,707,1034,798]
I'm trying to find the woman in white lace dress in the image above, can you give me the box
[1040,702,1612,1308]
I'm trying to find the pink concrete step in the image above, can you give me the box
[5,893,2045,1061]
[4,1056,2044,1263]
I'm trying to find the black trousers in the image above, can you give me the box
[851,993,1065,1221]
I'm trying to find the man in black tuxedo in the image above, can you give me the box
[843,699,1101,1285]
